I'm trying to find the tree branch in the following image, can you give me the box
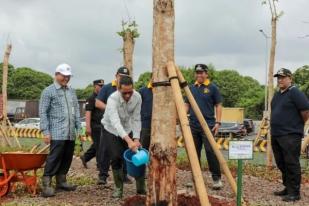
[272,0,278,18]
[267,0,274,17]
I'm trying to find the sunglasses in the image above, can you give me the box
[121,91,133,96]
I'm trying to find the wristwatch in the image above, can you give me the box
[215,122,221,126]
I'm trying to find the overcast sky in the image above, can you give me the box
[0,0,308,88]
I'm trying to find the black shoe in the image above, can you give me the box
[274,188,288,196]
[80,156,88,169]
[97,177,107,185]
[123,175,133,184]
[282,194,300,202]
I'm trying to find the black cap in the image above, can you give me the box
[117,66,130,76]
[93,79,104,86]
[274,68,292,77]
[194,64,208,73]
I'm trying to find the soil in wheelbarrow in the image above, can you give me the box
[122,194,236,206]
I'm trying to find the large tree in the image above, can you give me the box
[147,0,177,205]
[262,0,283,167]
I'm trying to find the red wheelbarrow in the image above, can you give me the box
[0,152,47,197]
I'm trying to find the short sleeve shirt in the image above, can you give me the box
[96,82,117,104]
[187,82,222,128]
[85,92,104,129]
[271,86,309,137]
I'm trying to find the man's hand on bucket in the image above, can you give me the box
[133,139,141,148]
[124,136,139,152]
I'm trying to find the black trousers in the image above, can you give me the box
[271,135,302,195]
[104,128,132,170]
[98,126,111,179]
[83,127,101,165]
[140,128,151,150]
[191,126,221,181]
[44,140,75,177]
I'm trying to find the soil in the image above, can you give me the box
[1,157,309,206]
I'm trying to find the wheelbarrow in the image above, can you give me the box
[0,152,47,197]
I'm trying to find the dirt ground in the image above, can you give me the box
[1,157,309,206]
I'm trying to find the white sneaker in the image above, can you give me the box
[212,179,223,190]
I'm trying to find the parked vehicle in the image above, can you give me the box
[14,118,40,129]
[218,122,247,138]
[243,119,254,134]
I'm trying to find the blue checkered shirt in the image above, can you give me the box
[39,82,81,140]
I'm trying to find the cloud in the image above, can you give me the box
[0,0,308,88]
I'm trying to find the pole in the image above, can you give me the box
[237,160,243,206]
[259,29,269,112]
[167,62,210,206]
[175,67,238,195]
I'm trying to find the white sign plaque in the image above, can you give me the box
[228,141,253,160]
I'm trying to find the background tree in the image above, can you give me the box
[135,65,265,119]
[293,65,309,98]
[10,67,53,100]
[76,84,93,100]
[117,21,140,76]
[262,0,283,110]
[0,63,15,98]
[262,0,283,167]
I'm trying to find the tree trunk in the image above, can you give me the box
[146,0,177,205]
[123,31,134,76]
[2,44,12,125]
[266,17,277,167]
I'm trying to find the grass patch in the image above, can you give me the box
[176,148,309,183]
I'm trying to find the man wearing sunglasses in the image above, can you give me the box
[80,79,104,172]
[102,75,145,198]
[39,63,81,197]
[95,66,132,185]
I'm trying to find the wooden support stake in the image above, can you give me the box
[37,144,50,154]
[7,119,21,148]
[253,118,266,146]
[175,66,238,195]
[167,62,210,206]
[302,135,309,154]
[0,125,12,147]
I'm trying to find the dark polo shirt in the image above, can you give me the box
[139,84,153,129]
[271,86,309,137]
[85,92,104,129]
[96,80,117,104]
[187,81,222,129]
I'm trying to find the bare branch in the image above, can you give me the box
[267,0,274,17]
[272,0,278,18]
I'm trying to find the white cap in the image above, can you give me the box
[55,63,72,76]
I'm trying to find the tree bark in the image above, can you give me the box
[266,17,277,167]
[2,44,12,125]
[123,31,134,76]
[146,0,177,205]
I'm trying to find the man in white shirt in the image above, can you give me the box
[102,75,145,198]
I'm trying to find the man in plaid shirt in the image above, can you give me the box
[39,63,81,197]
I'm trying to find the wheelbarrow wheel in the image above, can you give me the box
[0,176,10,197]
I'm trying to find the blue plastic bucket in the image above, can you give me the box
[123,148,149,178]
